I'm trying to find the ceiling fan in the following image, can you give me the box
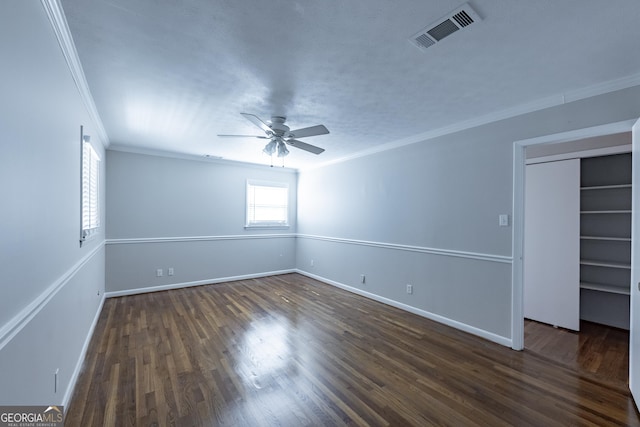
[218,113,329,158]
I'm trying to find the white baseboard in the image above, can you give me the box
[296,269,513,348]
[104,269,297,298]
[62,292,106,409]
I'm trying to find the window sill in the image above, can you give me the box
[80,228,100,247]
[244,225,290,230]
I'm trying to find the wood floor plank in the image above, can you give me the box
[66,273,640,426]
[525,318,631,386]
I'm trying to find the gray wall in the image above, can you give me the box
[296,85,640,343]
[0,2,106,405]
[105,151,297,294]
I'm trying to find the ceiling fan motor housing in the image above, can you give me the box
[269,116,290,136]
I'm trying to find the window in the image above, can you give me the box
[246,180,289,227]
[81,138,100,242]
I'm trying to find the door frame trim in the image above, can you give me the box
[511,119,636,350]
[629,118,640,404]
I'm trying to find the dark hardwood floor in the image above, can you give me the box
[525,318,630,386]
[67,273,640,426]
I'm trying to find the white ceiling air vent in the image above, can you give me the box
[409,3,481,51]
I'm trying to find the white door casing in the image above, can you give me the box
[629,117,640,406]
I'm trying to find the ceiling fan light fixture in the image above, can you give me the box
[277,140,289,157]
[263,140,277,155]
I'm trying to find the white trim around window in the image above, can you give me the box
[245,180,289,229]
[80,129,101,244]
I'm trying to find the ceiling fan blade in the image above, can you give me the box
[241,113,272,134]
[286,139,325,155]
[286,124,329,139]
[217,134,269,139]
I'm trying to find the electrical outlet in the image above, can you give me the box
[168,267,174,276]
[310,259,314,267]
[156,269,163,277]
[406,284,413,294]
[360,274,366,284]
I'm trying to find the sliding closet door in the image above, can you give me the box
[524,159,580,331]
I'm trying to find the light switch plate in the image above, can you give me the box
[499,214,509,227]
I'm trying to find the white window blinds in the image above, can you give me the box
[246,181,288,227]
[81,142,100,240]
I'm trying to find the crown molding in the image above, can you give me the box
[41,0,110,148]
[304,73,640,172]
[107,144,299,173]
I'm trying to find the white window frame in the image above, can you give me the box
[245,180,289,228]
[80,131,100,244]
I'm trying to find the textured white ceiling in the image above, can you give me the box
[61,0,640,168]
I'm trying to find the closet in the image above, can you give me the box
[524,137,631,331]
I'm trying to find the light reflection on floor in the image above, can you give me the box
[231,314,315,424]
[237,317,294,390]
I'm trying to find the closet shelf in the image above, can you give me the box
[580,281,630,295]
[581,184,632,191]
[580,259,631,269]
[580,235,631,242]
[580,153,632,328]
[580,210,631,214]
